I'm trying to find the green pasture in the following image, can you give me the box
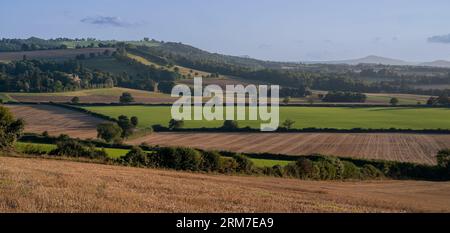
[82,105,450,130]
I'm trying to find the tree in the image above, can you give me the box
[118,115,134,138]
[169,119,184,130]
[158,81,176,94]
[281,119,295,130]
[97,122,122,143]
[437,150,450,176]
[0,106,25,150]
[71,96,80,104]
[222,120,239,130]
[282,96,291,105]
[390,97,399,106]
[119,92,134,103]
[130,116,139,128]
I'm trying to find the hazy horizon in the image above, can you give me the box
[1,0,450,62]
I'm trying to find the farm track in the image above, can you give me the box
[5,104,107,139]
[128,132,450,165]
[1,156,449,212]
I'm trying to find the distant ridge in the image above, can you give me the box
[306,55,450,68]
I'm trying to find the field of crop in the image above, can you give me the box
[0,48,115,62]
[3,87,175,104]
[1,156,449,212]
[83,105,450,130]
[5,104,107,139]
[128,132,450,165]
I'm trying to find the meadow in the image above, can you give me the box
[82,105,450,130]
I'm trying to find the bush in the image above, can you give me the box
[49,139,107,159]
[342,161,361,179]
[222,120,239,130]
[361,164,384,179]
[232,154,253,173]
[121,147,153,167]
[71,96,80,104]
[97,122,122,143]
[119,92,134,103]
[219,157,239,173]
[201,151,222,171]
[296,158,315,179]
[0,106,25,150]
[169,119,184,130]
[156,147,202,171]
[315,156,345,180]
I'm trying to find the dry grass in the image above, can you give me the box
[0,156,449,213]
[128,132,450,165]
[6,104,107,139]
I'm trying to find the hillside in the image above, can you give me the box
[1,156,449,212]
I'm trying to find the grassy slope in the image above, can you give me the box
[82,105,450,130]
[126,52,212,77]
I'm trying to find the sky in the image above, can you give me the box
[1,0,450,62]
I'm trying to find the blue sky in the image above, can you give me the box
[1,0,450,62]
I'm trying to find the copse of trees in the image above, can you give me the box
[96,122,123,143]
[322,91,367,103]
[119,92,134,103]
[0,106,25,150]
[0,59,115,92]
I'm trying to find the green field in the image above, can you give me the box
[82,105,450,130]
[15,142,289,167]
[16,142,129,159]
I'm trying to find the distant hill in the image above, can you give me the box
[419,60,450,68]
[312,55,412,66]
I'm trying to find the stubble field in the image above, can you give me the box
[1,156,449,213]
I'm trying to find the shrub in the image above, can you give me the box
[361,164,384,179]
[119,92,135,103]
[232,154,254,173]
[201,151,222,171]
[272,165,283,177]
[156,147,202,171]
[168,119,184,130]
[283,163,300,178]
[315,156,345,180]
[219,157,239,173]
[97,122,122,143]
[121,147,152,167]
[342,161,361,179]
[296,158,315,179]
[222,120,239,130]
[0,106,25,150]
[71,96,80,104]
[49,139,107,159]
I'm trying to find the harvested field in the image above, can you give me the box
[5,104,107,139]
[1,156,449,212]
[0,48,115,62]
[4,87,176,104]
[128,132,450,165]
